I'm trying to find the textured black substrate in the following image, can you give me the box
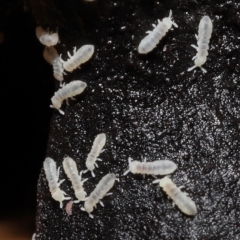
[33,0,240,239]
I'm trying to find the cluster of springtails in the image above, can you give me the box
[124,157,197,216]
[36,26,94,115]
[35,10,213,116]
[39,8,204,221]
[44,133,117,218]
[43,132,197,217]
[138,11,213,73]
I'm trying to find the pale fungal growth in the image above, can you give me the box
[84,133,106,177]
[153,176,197,216]
[188,16,213,73]
[43,47,65,85]
[50,80,87,115]
[36,26,59,46]
[61,45,94,72]
[138,10,178,54]
[43,157,70,208]
[123,157,177,177]
[63,157,88,202]
[81,173,116,218]
[65,200,74,215]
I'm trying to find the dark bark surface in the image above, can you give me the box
[31,0,240,239]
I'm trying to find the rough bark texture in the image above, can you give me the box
[31,0,240,239]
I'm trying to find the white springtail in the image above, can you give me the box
[43,46,65,85]
[188,16,213,73]
[63,157,88,202]
[84,133,106,177]
[61,45,94,72]
[81,173,116,218]
[50,80,87,115]
[153,176,197,216]
[43,157,70,208]
[123,157,177,177]
[138,10,178,54]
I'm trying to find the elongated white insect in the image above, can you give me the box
[43,47,65,85]
[61,45,94,72]
[63,157,87,202]
[50,80,87,115]
[138,10,178,54]
[188,16,213,73]
[84,133,106,177]
[53,57,65,84]
[153,176,197,216]
[81,173,116,218]
[43,157,70,208]
[36,26,59,46]
[123,157,177,177]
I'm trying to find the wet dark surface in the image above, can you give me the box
[6,0,239,239]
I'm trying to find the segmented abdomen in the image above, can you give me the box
[197,16,212,57]
[161,179,197,216]
[53,57,64,81]
[87,146,102,163]
[139,23,168,53]
[136,160,177,175]
[87,173,115,207]
[53,80,87,102]
[155,23,168,40]
[44,158,58,193]
[69,54,86,70]
[86,133,106,163]
[63,45,94,72]
[63,157,82,191]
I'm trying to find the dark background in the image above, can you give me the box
[0,0,240,239]
[0,1,53,237]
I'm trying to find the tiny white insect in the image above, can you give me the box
[123,157,177,177]
[63,157,88,202]
[61,45,94,72]
[84,133,106,177]
[153,176,197,216]
[43,157,70,208]
[188,16,213,73]
[81,173,116,218]
[53,57,65,84]
[138,10,178,54]
[43,47,65,85]
[36,26,59,47]
[50,80,87,115]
